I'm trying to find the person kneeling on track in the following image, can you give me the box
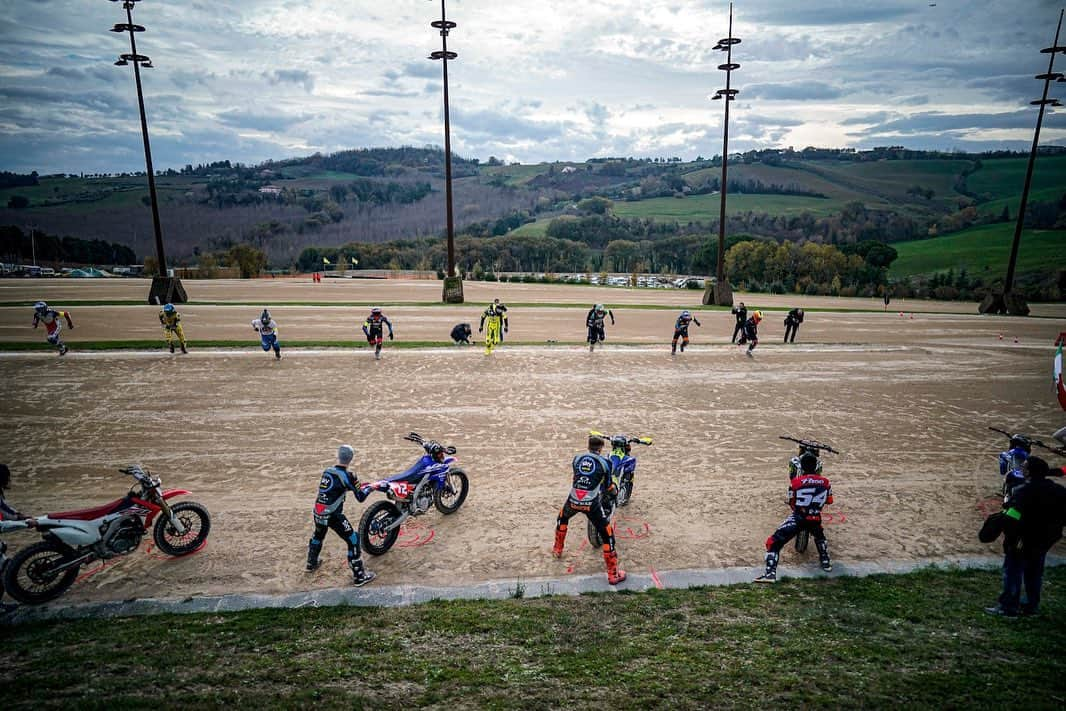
[306,445,388,586]
[451,323,473,345]
[756,452,834,583]
[552,435,627,585]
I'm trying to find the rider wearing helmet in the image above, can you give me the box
[158,303,187,354]
[252,308,281,360]
[586,304,615,352]
[756,451,834,583]
[788,443,823,478]
[999,434,1032,499]
[479,300,508,355]
[362,307,394,360]
[493,298,509,342]
[552,435,627,585]
[32,301,74,356]
[671,309,702,354]
[450,322,473,345]
[306,444,387,586]
[737,310,762,357]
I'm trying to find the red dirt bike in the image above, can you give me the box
[2,466,210,605]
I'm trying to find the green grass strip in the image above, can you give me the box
[3,567,1064,708]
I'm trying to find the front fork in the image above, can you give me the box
[158,498,189,536]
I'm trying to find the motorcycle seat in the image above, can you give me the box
[48,497,131,521]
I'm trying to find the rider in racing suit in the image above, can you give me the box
[32,301,74,356]
[586,304,615,351]
[671,310,702,354]
[755,452,833,583]
[552,435,627,584]
[306,445,386,586]
[1,464,35,611]
[362,307,394,359]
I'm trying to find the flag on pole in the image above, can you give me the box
[351,257,359,266]
[323,257,331,265]
[1055,336,1066,411]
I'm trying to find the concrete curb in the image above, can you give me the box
[4,554,1063,625]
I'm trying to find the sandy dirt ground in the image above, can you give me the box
[0,281,1065,604]
[3,277,1065,317]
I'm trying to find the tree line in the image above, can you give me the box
[0,226,136,265]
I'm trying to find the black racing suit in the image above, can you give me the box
[308,465,372,567]
[731,306,747,343]
[556,452,618,552]
[784,309,803,343]
[362,314,394,344]
[586,308,614,345]
[737,316,759,353]
[672,314,701,352]
[451,323,472,344]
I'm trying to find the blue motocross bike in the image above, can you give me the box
[587,432,652,547]
[358,433,469,556]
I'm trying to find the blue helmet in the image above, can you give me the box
[163,303,175,314]
[33,300,48,315]
[681,310,691,319]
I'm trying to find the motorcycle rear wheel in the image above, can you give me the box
[153,501,211,556]
[587,498,616,548]
[794,529,810,553]
[2,541,80,605]
[360,501,402,556]
[434,468,469,514]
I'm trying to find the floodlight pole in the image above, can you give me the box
[705,3,740,307]
[109,0,185,304]
[430,0,463,302]
[984,8,1065,316]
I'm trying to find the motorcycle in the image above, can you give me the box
[358,433,469,556]
[0,519,31,607]
[989,426,1065,501]
[587,432,652,547]
[1,466,210,605]
[779,436,840,554]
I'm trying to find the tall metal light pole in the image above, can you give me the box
[981,8,1064,316]
[109,0,185,304]
[705,3,740,307]
[430,0,463,303]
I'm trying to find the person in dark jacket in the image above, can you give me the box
[985,457,1066,617]
[783,308,804,343]
[451,323,473,345]
[730,302,747,343]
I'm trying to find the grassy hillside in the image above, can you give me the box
[613,192,848,220]
[889,223,1066,278]
[4,567,1065,708]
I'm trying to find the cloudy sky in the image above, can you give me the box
[1,0,1065,174]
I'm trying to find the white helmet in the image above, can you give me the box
[33,300,48,314]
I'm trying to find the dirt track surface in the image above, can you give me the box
[0,280,1065,604]
[4,277,1065,316]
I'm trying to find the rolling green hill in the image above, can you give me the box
[889,223,1066,279]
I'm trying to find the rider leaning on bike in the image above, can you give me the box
[1,464,36,612]
[552,435,627,585]
[306,445,388,587]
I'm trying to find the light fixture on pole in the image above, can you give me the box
[108,0,186,304]
[980,8,1064,317]
[429,0,463,303]
[704,2,740,307]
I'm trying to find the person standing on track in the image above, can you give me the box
[586,303,614,352]
[362,307,393,360]
[755,452,834,583]
[158,303,187,354]
[551,435,627,585]
[731,301,747,344]
[671,310,702,354]
[252,308,282,360]
[784,308,804,344]
[31,301,73,356]
[479,301,507,355]
[493,299,509,343]
[305,445,387,586]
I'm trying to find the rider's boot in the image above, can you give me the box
[604,549,627,585]
[671,342,677,354]
[169,341,175,354]
[755,551,779,583]
[816,538,832,572]
[552,525,567,558]
[306,539,323,572]
[180,341,188,354]
[350,557,376,587]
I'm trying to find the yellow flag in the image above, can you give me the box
[323,257,331,265]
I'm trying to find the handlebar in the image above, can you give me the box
[989,427,1066,456]
[0,519,31,534]
[779,436,840,455]
[590,431,653,446]
[404,432,457,455]
[119,466,160,487]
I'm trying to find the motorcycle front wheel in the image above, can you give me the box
[360,501,402,556]
[2,541,80,605]
[153,501,212,556]
[616,475,634,508]
[434,468,469,514]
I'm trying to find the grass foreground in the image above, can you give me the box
[2,567,1064,709]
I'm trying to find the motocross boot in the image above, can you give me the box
[755,551,779,583]
[552,525,567,558]
[603,549,627,585]
[59,343,68,356]
[816,538,833,572]
[180,342,188,354]
[350,558,377,587]
[169,342,175,354]
[306,539,323,572]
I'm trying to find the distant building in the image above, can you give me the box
[259,185,282,195]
